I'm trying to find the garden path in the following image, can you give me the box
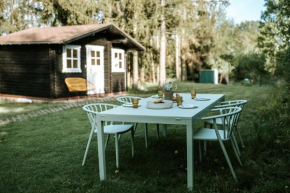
[0,96,120,127]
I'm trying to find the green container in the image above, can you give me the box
[199,70,215,83]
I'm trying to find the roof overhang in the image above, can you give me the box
[0,23,145,51]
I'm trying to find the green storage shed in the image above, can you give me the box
[199,69,218,84]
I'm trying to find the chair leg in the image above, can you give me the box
[134,123,138,134]
[118,134,121,141]
[231,139,243,166]
[199,141,202,162]
[235,126,245,147]
[82,129,94,166]
[232,133,241,156]
[156,124,160,141]
[203,141,207,156]
[115,134,119,169]
[105,134,110,149]
[218,140,238,181]
[145,123,148,148]
[131,129,135,157]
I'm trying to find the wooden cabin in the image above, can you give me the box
[0,23,144,99]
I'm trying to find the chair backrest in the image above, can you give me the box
[117,96,141,105]
[217,100,247,109]
[202,107,242,140]
[215,100,247,126]
[83,103,117,130]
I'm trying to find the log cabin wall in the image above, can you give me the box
[0,45,52,98]
[53,43,87,98]
[0,34,128,99]
[53,34,126,98]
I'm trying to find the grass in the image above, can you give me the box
[0,82,289,192]
[0,101,65,120]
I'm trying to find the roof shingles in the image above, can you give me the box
[0,23,145,51]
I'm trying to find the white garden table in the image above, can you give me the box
[96,93,224,191]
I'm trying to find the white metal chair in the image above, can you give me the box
[205,100,247,155]
[193,107,242,181]
[82,103,134,168]
[117,96,160,148]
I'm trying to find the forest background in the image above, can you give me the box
[0,0,289,87]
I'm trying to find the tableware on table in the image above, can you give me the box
[158,90,163,99]
[151,95,159,99]
[178,104,198,109]
[191,90,196,99]
[132,98,139,108]
[147,100,173,109]
[122,103,141,107]
[194,97,210,101]
[176,96,183,106]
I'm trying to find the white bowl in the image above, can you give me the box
[147,100,173,109]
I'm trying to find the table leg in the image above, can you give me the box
[186,124,194,191]
[145,123,148,148]
[96,116,106,180]
[162,124,167,137]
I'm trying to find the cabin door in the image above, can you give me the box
[86,45,105,94]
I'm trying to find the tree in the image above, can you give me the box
[159,0,166,86]
[259,0,290,81]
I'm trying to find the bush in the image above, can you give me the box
[240,80,253,86]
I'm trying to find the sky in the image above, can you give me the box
[226,0,267,24]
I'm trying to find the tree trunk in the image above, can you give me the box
[149,38,156,83]
[133,51,139,89]
[132,7,139,89]
[175,34,181,81]
[127,53,132,88]
[151,53,156,83]
[181,6,187,81]
[157,65,160,84]
[140,63,145,83]
[159,0,166,86]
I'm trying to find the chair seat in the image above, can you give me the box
[94,124,134,134]
[205,117,234,126]
[193,128,229,141]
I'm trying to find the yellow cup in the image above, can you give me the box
[191,90,196,99]
[158,90,163,99]
[176,96,183,106]
[132,98,139,108]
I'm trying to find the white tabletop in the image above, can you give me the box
[95,93,225,191]
[98,93,224,125]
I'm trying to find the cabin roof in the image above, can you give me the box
[0,23,145,51]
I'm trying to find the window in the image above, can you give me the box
[62,45,81,73]
[111,48,125,72]
[90,50,101,66]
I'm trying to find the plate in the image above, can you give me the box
[194,97,210,101]
[122,103,141,107]
[178,104,198,109]
[151,95,162,99]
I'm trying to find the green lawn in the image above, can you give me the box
[0,101,64,120]
[0,83,289,192]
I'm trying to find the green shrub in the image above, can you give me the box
[240,80,253,86]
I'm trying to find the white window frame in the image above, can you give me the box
[62,45,82,73]
[111,48,125,72]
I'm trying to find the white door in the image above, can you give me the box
[86,45,105,94]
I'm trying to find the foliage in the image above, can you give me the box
[259,0,290,82]
[0,0,278,85]
[232,53,267,83]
